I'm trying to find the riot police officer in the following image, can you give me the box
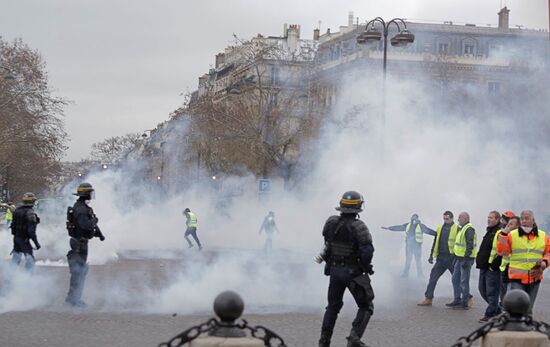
[10,193,41,270]
[316,191,375,347]
[65,182,105,307]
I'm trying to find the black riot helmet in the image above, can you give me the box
[21,192,37,206]
[75,182,95,199]
[336,191,364,214]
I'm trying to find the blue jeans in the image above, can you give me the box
[11,251,35,271]
[452,258,474,305]
[479,269,501,317]
[184,227,202,248]
[403,241,423,277]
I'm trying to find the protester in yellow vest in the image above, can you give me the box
[1,201,15,230]
[447,212,477,310]
[382,213,436,278]
[497,210,550,314]
[418,211,459,306]
[488,212,517,301]
[183,208,202,251]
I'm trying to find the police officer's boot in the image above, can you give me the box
[346,330,370,347]
[346,313,371,347]
[318,330,332,347]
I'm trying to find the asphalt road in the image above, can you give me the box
[0,249,549,347]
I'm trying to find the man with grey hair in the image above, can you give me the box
[497,210,550,314]
[447,212,477,310]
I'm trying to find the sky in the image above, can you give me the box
[1,0,548,161]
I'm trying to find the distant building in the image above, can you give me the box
[313,8,549,108]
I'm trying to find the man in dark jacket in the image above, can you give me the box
[316,191,374,347]
[418,211,457,306]
[10,193,41,271]
[476,211,502,321]
[65,182,105,308]
[382,214,435,278]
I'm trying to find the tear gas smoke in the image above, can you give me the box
[1,45,549,316]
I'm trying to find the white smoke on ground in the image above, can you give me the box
[0,261,59,314]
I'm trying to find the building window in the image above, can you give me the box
[270,66,279,84]
[464,44,474,55]
[438,43,449,54]
[488,81,500,96]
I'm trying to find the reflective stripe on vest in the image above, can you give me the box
[508,229,546,284]
[405,223,423,243]
[432,223,458,259]
[453,223,477,258]
[187,212,198,228]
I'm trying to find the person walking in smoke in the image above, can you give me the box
[447,212,477,310]
[183,207,202,250]
[1,201,15,231]
[316,191,375,347]
[382,213,436,278]
[497,210,550,315]
[10,193,41,271]
[65,182,105,308]
[259,211,279,252]
[418,211,458,306]
[476,211,502,321]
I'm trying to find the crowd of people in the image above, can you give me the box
[383,209,550,323]
[317,192,550,347]
[2,186,549,347]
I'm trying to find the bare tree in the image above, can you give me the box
[0,37,68,199]
[90,133,142,164]
[188,35,321,189]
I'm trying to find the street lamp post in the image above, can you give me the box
[356,17,415,125]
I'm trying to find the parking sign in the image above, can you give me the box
[258,179,271,193]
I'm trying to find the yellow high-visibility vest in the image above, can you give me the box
[508,229,546,283]
[489,230,509,271]
[454,223,477,258]
[432,223,458,259]
[5,208,13,222]
[405,223,423,243]
[187,211,197,228]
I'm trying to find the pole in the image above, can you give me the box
[382,26,388,128]
[5,165,9,201]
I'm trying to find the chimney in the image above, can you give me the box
[313,28,320,41]
[283,23,288,37]
[215,53,225,69]
[287,24,300,53]
[498,7,510,30]
[348,11,354,27]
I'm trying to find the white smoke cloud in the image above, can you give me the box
[1,43,549,317]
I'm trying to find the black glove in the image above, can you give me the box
[99,235,105,241]
[35,242,41,250]
[428,257,433,264]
